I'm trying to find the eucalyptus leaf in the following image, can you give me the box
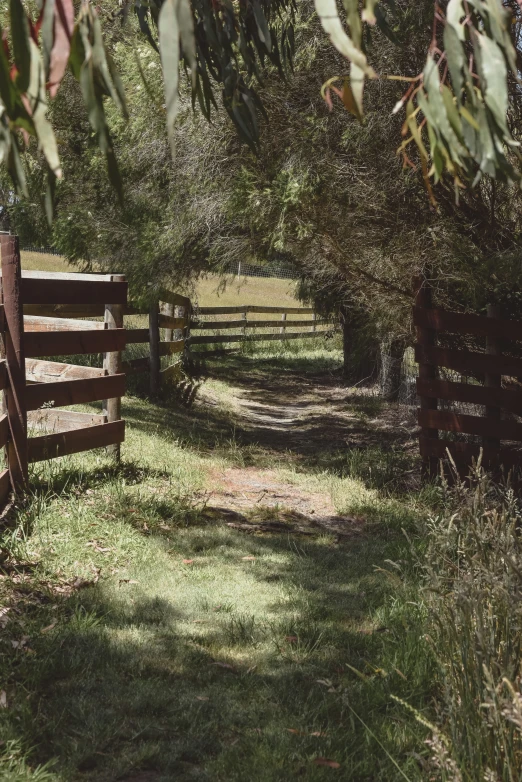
[27,39,62,178]
[10,0,31,93]
[159,0,180,156]
[314,0,376,78]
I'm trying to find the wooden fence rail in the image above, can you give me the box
[123,297,334,395]
[0,236,128,504]
[414,277,522,476]
[18,277,334,396]
[0,238,337,503]
[188,304,332,360]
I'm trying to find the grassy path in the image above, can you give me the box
[0,353,435,781]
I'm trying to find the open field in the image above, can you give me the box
[20,252,300,311]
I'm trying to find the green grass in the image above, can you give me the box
[0,348,437,781]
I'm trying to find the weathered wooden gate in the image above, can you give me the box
[0,235,127,502]
[414,277,522,476]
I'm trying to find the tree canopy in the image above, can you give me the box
[1,0,522,212]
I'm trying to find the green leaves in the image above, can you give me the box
[70,3,128,201]
[27,38,61,179]
[0,0,295,213]
[0,0,128,210]
[314,0,375,78]
[314,0,376,120]
[10,0,31,93]
[315,0,522,198]
[159,0,181,157]
[405,0,521,196]
[138,0,295,152]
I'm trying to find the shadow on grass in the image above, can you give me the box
[0,351,430,780]
[0,516,432,782]
[121,360,419,494]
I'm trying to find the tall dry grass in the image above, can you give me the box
[417,461,522,781]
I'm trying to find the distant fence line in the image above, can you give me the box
[22,245,62,256]
[21,247,300,281]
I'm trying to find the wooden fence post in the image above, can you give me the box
[163,302,174,343]
[0,235,28,491]
[103,274,125,461]
[484,303,501,451]
[149,299,160,395]
[184,302,192,342]
[241,309,247,336]
[280,312,287,334]
[414,275,439,478]
[311,312,316,332]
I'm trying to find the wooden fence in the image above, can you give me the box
[122,290,191,393]
[125,298,331,392]
[414,277,522,476]
[0,234,334,505]
[189,304,330,356]
[0,235,128,501]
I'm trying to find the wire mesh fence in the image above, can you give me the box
[21,245,62,256]
[225,260,299,280]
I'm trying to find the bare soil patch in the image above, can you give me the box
[197,362,418,533]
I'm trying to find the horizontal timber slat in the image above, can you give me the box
[0,469,10,505]
[24,329,126,358]
[413,307,522,341]
[23,304,105,318]
[124,328,150,344]
[419,436,522,468]
[28,409,106,432]
[0,415,8,449]
[192,318,328,330]
[25,374,125,411]
[158,314,186,330]
[28,420,125,463]
[26,359,106,383]
[17,269,112,282]
[192,319,249,330]
[158,340,185,356]
[415,344,522,378]
[23,315,105,332]
[416,378,522,415]
[417,408,522,441]
[159,290,191,308]
[125,303,149,316]
[18,270,112,281]
[197,305,315,315]
[21,278,128,305]
[191,331,327,345]
[197,306,246,315]
[246,306,316,314]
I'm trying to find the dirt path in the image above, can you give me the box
[196,362,418,534]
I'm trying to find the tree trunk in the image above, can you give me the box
[380,337,405,401]
[340,304,379,384]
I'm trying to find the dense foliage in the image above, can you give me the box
[7,4,522,358]
[1,0,522,207]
